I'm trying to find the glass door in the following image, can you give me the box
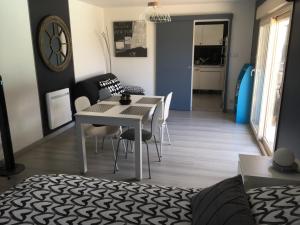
[250,20,271,135]
[250,7,292,154]
[262,14,291,152]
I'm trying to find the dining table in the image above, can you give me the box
[75,94,164,180]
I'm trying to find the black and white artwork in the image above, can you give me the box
[113,21,147,57]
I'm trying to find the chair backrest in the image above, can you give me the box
[163,92,173,121]
[75,96,91,112]
[150,105,161,136]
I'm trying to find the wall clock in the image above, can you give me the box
[38,16,72,72]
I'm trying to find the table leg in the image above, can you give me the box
[160,125,163,157]
[134,121,142,180]
[76,121,87,174]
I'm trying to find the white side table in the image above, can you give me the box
[239,154,300,190]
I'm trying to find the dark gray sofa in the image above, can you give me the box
[73,73,117,105]
[72,73,145,105]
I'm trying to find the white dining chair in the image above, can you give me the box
[74,96,121,164]
[159,92,173,156]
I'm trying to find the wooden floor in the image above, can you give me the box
[192,93,223,112]
[0,110,260,193]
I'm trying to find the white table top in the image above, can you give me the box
[75,95,164,121]
[239,154,300,181]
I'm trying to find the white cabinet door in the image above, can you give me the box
[202,24,224,46]
[194,26,203,45]
[193,68,201,89]
[199,70,222,90]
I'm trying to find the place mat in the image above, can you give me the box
[121,106,151,118]
[104,96,121,102]
[136,97,161,104]
[84,104,115,113]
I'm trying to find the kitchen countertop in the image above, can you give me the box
[194,65,224,68]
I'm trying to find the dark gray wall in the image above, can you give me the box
[28,0,75,136]
[156,14,233,111]
[276,0,300,158]
[156,19,194,110]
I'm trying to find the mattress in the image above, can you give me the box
[0,174,197,225]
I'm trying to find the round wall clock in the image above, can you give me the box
[38,16,72,72]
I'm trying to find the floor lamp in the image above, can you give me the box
[0,75,25,178]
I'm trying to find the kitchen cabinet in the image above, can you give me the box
[193,68,201,89]
[193,66,224,91]
[194,24,224,46]
[194,26,203,46]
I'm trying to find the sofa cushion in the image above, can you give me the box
[99,88,112,101]
[191,175,255,225]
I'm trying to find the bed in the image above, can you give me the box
[0,174,299,225]
[0,174,196,224]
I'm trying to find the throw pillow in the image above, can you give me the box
[123,85,145,95]
[110,78,124,95]
[191,175,255,225]
[99,79,112,89]
[99,78,124,96]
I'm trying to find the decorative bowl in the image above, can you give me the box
[119,99,131,105]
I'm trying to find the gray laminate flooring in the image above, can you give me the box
[193,93,222,112]
[0,110,260,193]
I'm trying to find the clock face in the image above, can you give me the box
[38,16,72,72]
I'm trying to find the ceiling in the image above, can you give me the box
[81,0,241,8]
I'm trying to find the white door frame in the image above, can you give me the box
[191,19,231,112]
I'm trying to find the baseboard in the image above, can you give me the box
[193,90,222,95]
[14,122,75,158]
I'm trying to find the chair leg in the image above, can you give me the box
[145,141,151,179]
[95,136,98,153]
[113,138,121,173]
[122,139,127,155]
[130,141,134,153]
[101,137,105,151]
[111,138,118,171]
[165,123,171,145]
[159,126,163,157]
[153,136,161,162]
[125,140,129,159]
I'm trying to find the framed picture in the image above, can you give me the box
[113,21,147,57]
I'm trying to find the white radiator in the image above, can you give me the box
[46,88,72,130]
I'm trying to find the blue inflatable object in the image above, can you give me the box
[235,64,254,124]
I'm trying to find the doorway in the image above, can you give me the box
[251,7,292,154]
[156,15,232,111]
[192,20,229,112]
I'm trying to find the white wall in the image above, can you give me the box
[69,0,107,82]
[103,0,256,109]
[0,0,43,154]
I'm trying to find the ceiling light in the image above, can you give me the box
[140,0,171,23]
